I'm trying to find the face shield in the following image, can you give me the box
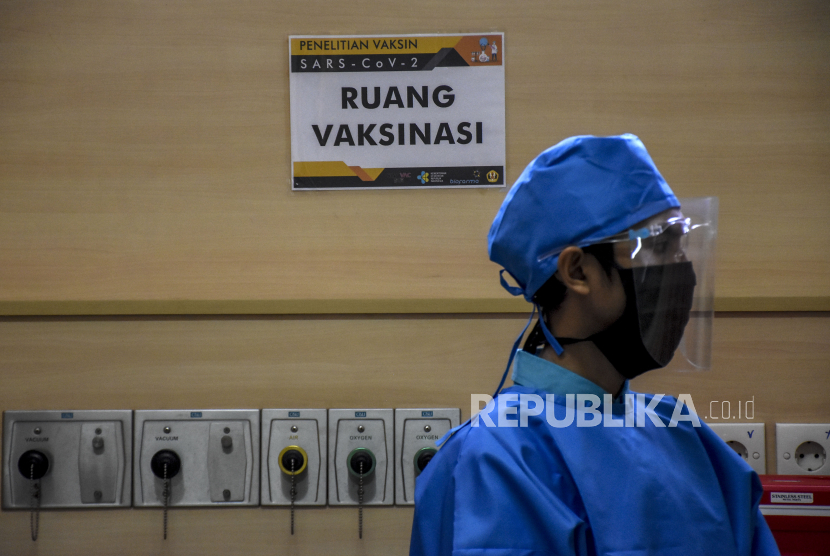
[532,196,717,377]
[601,197,719,371]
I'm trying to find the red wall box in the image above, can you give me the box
[760,475,830,556]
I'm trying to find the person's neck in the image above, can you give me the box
[538,341,626,397]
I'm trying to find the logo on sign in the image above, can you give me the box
[355,411,367,418]
[418,171,429,184]
[421,411,434,417]
[486,170,499,183]
[289,411,300,418]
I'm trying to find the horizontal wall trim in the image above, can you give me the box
[0,297,828,316]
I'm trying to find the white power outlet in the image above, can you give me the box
[708,423,766,474]
[776,423,830,476]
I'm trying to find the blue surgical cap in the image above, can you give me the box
[488,134,680,301]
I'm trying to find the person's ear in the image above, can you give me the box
[556,247,591,295]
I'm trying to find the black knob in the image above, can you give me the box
[347,448,375,478]
[278,445,308,475]
[221,435,233,452]
[415,447,438,473]
[282,449,305,471]
[18,450,49,480]
[150,450,181,479]
[92,436,105,451]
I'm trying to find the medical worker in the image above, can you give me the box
[410,135,779,555]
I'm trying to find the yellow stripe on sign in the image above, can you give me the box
[294,161,355,177]
[294,162,385,180]
[291,36,463,56]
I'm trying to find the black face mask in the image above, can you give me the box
[587,262,697,379]
[522,262,697,379]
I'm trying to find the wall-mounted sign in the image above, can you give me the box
[289,33,505,190]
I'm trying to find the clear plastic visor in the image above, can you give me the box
[601,197,719,370]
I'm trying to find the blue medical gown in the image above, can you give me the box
[410,386,779,555]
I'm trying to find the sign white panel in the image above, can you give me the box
[289,34,505,190]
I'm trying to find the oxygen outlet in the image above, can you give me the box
[151,450,181,479]
[413,447,437,475]
[18,451,49,480]
[328,409,393,506]
[278,446,308,475]
[347,448,376,479]
[394,408,460,505]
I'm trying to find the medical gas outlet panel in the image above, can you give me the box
[2,410,133,510]
[4,408,460,517]
[395,408,461,505]
[2,410,133,542]
[261,409,327,506]
[133,409,260,508]
[328,409,394,506]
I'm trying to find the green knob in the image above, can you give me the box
[414,447,438,474]
[347,447,376,478]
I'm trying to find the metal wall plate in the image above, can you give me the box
[133,409,260,506]
[394,408,460,505]
[261,408,327,506]
[2,410,132,509]
[328,409,393,505]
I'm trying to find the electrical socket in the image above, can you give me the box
[776,423,830,476]
[708,423,766,474]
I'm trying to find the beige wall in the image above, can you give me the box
[1,0,828,554]
[0,0,828,310]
